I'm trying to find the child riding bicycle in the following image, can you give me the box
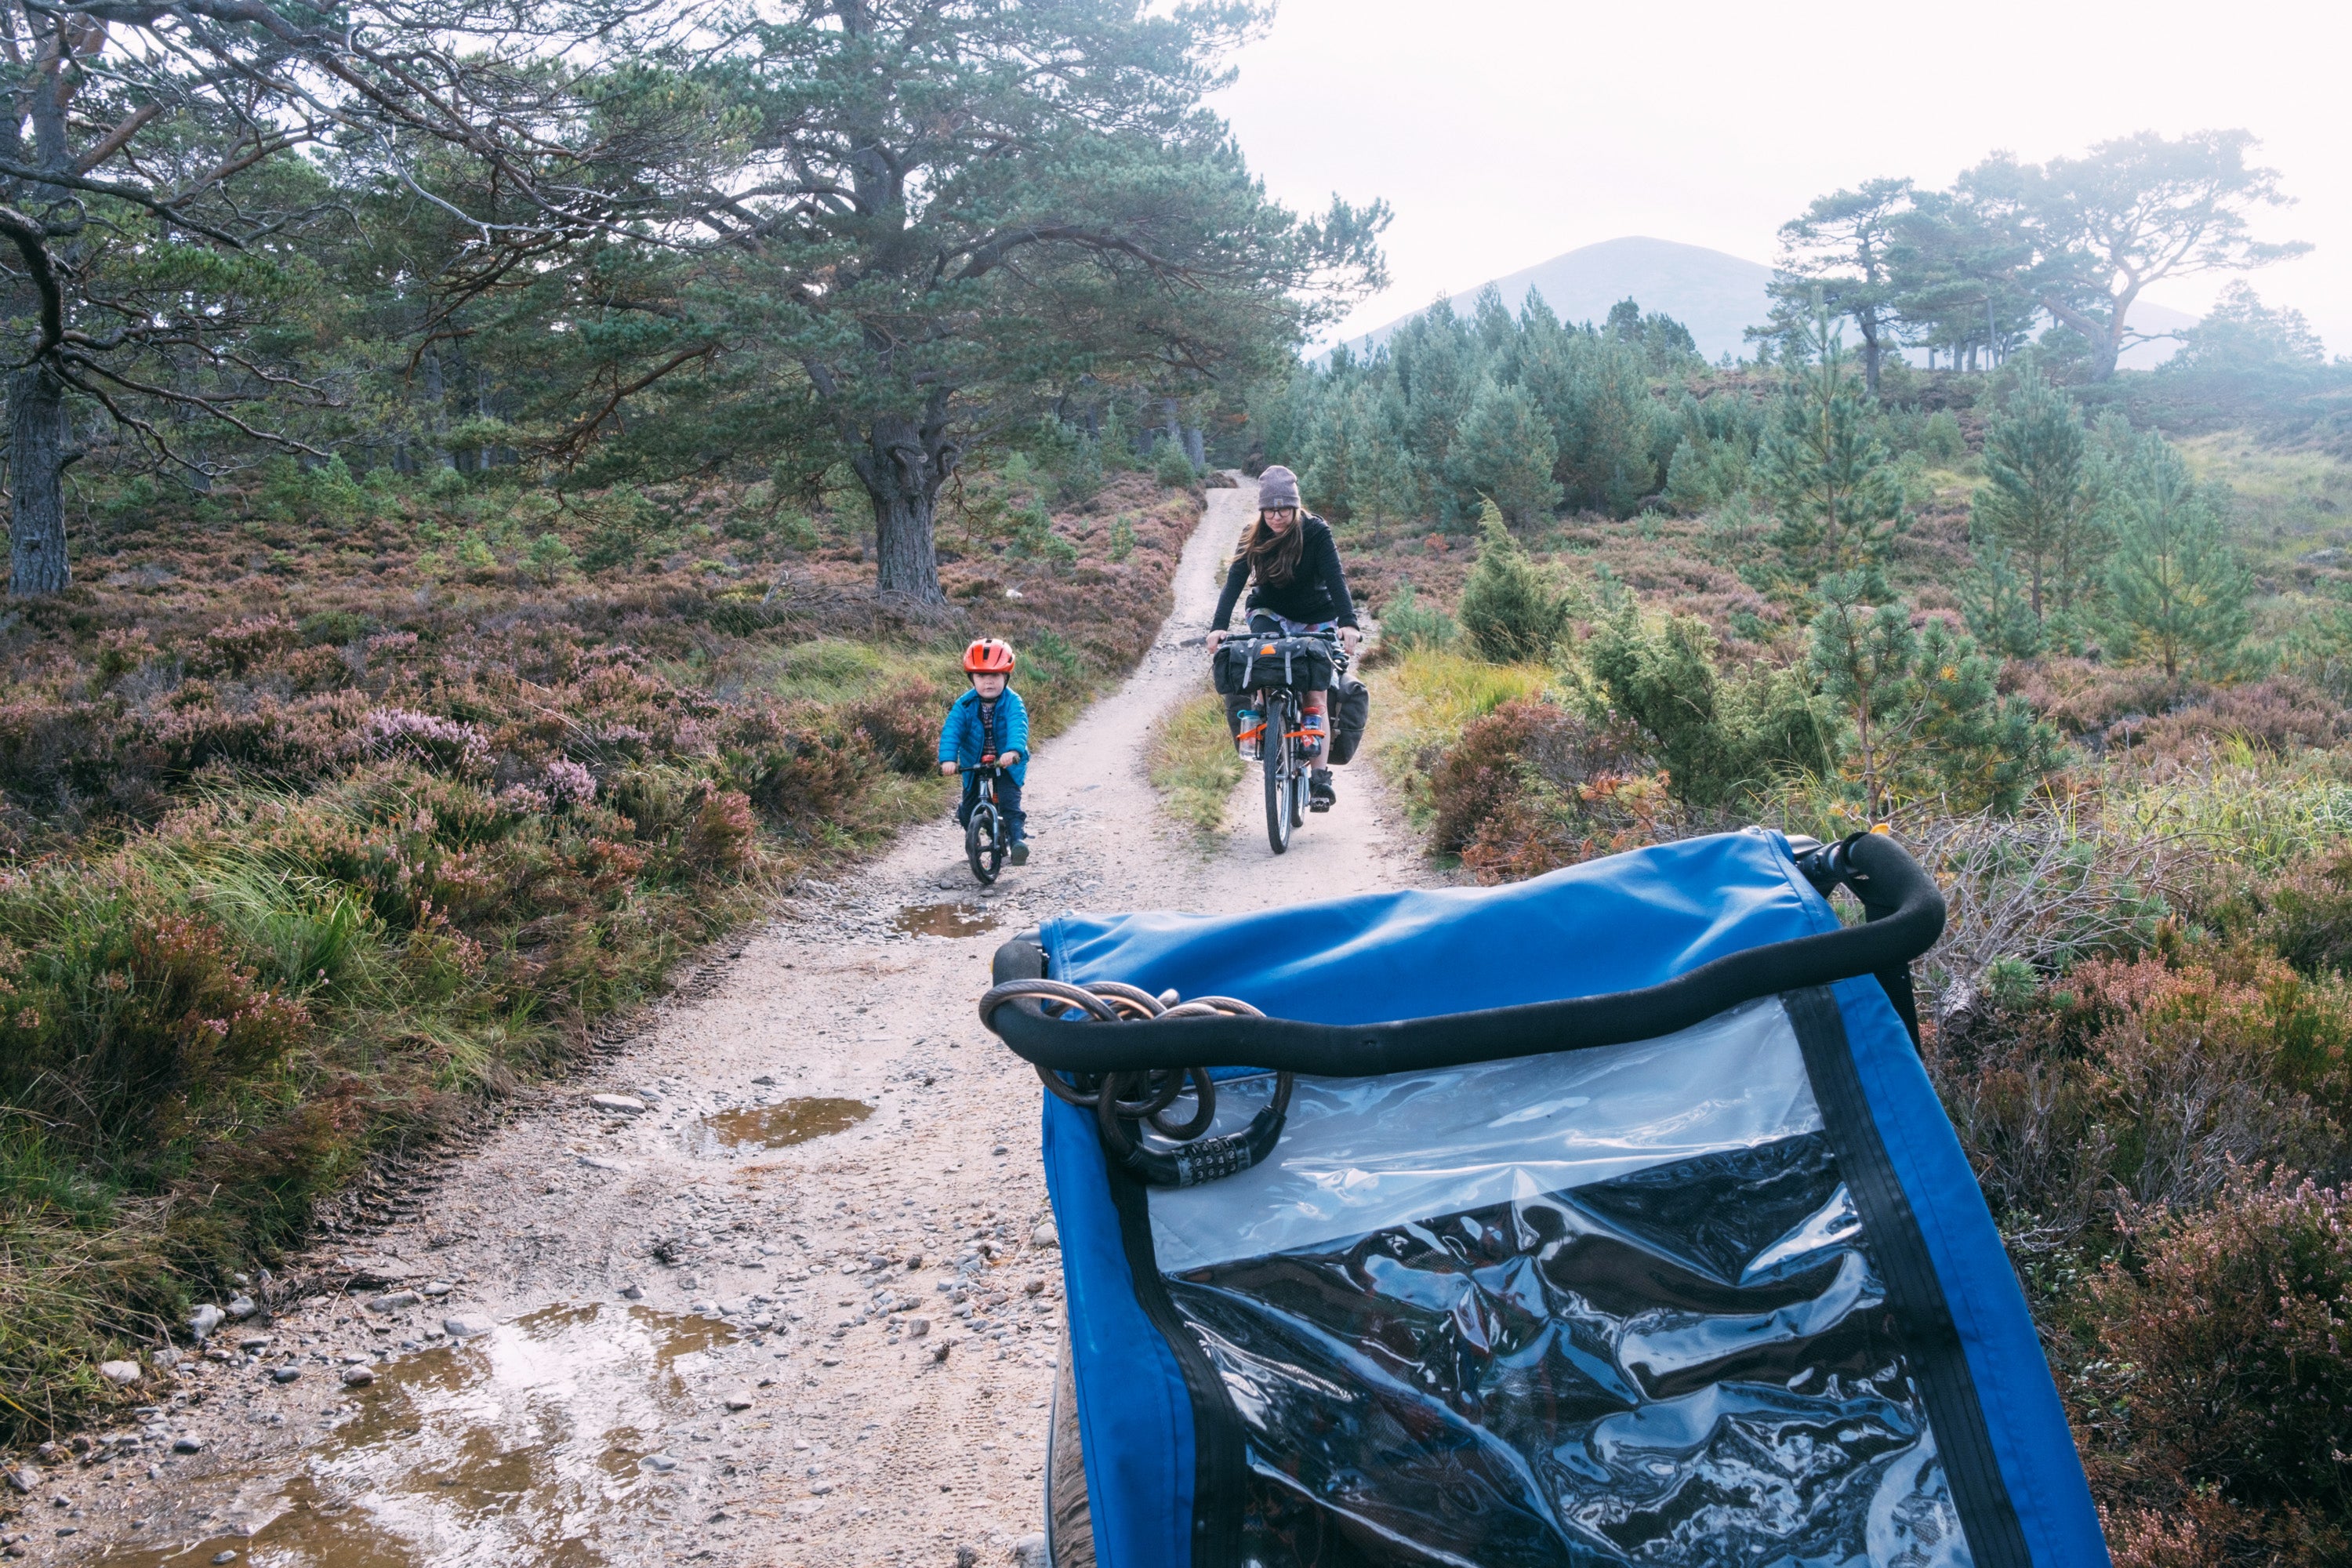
[938,637,1031,866]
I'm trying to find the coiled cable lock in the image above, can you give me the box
[975,978,1294,1188]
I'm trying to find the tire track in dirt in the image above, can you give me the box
[66,481,1436,1568]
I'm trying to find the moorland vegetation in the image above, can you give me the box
[0,0,1381,1445]
[1246,136,2352,1561]
[0,3,2345,1555]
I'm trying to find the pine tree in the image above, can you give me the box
[1806,572,2060,818]
[1299,380,1364,521]
[1751,318,1907,578]
[2104,430,2251,679]
[1389,300,1479,514]
[1584,600,1833,808]
[1972,368,2110,619]
[1457,502,1572,662]
[1447,379,1560,526]
[1959,528,2047,660]
[1560,336,1660,519]
[1347,385,1424,524]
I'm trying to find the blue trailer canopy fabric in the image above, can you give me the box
[1037,829,2108,1568]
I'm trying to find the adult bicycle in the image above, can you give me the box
[1220,626,1345,856]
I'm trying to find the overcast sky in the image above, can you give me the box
[1210,0,2350,354]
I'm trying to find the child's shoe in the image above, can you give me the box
[1009,842,1030,866]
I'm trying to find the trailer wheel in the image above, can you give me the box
[1044,1340,1098,1567]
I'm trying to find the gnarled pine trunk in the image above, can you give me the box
[853,402,954,608]
[8,362,69,597]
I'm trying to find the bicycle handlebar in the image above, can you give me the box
[983,831,1944,1076]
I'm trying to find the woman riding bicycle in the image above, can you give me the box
[1207,465,1362,809]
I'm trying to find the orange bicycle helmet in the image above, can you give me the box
[964,637,1017,673]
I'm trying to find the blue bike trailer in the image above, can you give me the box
[983,829,2109,1568]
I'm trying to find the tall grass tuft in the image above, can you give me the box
[1148,693,1247,838]
[1368,648,1552,835]
[2114,744,2352,875]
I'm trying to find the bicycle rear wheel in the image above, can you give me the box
[1262,695,1294,855]
[1045,1340,1097,1566]
[967,796,1005,884]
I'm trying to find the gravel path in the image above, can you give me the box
[51,482,1436,1568]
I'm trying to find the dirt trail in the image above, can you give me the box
[56,483,1434,1568]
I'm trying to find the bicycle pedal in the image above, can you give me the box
[1308,798,1334,813]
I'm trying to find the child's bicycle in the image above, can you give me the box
[964,757,1011,885]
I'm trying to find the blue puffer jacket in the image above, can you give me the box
[937,686,1031,783]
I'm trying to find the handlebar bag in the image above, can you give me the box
[1212,635,1338,696]
[1037,828,2107,1568]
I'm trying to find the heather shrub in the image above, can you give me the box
[1424,697,1675,880]
[1457,767,1678,884]
[543,758,598,808]
[683,787,760,873]
[200,614,297,675]
[0,461,1202,1444]
[353,707,491,775]
[96,626,161,677]
[1369,649,1551,836]
[848,676,947,775]
[2013,657,2187,737]
[2245,845,2352,978]
[713,709,878,829]
[299,609,370,646]
[1429,699,1562,855]
[2071,1171,2352,1565]
[0,691,131,809]
[1935,951,2352,1243]
[141,691,357,783]
[2118,677,2350,764]
[0,886,312,1149]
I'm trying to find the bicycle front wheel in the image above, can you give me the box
[1262,696,1294,855]
[967,799,1005,884]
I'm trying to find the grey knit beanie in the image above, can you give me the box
[1257,464,1301,510]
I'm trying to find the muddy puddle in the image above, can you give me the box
[701,1097,873,1150]
[887,902,1000,938]
[100,1305,735,1568]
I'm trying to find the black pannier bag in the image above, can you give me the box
[1212,635,1337,697]
[1326,677,1370,764]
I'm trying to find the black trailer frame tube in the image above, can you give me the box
[985,832,1944,1076]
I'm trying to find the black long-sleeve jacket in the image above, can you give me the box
[1210,514,1359,631]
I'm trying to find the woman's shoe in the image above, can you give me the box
[1009,842,1030,866]
[1308,769,1336,811]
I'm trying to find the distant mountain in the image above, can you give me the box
[1343,237,1773,361]
[1337,234,2198,370]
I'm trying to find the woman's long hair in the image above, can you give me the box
[1241,510,1308,586]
